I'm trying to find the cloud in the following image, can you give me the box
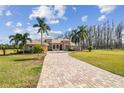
[43,30,63,39]
[16,22,22,27]
[98,5,116,14]
[0,6,7,16]
[22,25,63,39]
[14,28,23,33]
[5,10,12,16]
[5,21,13,27]
[98,15,106,21]
[81,15,88,22]
[54,5,66,19]
[72,7,77,12]
[0,6,10,16]
[27,22,30,25]
[49,19,59,24]
[29,5,66,24]
[68,28,72,31]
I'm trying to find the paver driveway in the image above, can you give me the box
[37,51,124,88]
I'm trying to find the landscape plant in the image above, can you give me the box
[33,17,51,45]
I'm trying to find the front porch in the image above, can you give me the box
[52,44,64,51]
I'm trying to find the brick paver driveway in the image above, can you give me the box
[37,51,124,88]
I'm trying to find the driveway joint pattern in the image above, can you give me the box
[37,51,124,88]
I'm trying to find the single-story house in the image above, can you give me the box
[25,39,49,52]
[25,39,79,51]
[44,39,79,51]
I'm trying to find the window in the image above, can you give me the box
[53,45,55,49]
[57,45,59,49]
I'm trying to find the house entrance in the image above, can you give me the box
[60,45,63,50]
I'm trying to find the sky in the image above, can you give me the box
[0,5,124,44]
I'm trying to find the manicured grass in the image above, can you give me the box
[0,50,45,88]
[70,50,124,76]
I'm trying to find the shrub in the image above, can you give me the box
[88,45,93,52]
[17,50,32,54]
[32,45,44,53]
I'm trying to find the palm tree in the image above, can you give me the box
[20,33,32,54]
[77,25,88,50]
[9,33,22,53]
[69,25,88,50]
[33,17,51,45]
[1,44,6,55]
[70,29,80,46]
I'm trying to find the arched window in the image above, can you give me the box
[53,45,55,49]
[57,45,59,49]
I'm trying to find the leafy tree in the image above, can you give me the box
[32,45,44,55]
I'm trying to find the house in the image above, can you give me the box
[25,38,79,51]
[25,39,49,52]
[44,39,78,51]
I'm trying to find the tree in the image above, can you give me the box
[70,29,80,46]
[77,25,88,50]
[1,45,6,55]
[32,45,44,55]
[33,17,51,45]
[9,33,22,53]
[69,25,88,50]
[65,20,124,50]
[20,33,32,54]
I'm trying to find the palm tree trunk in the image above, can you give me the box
[3,49,6,55]
[41,31,43,45]
[80,41,83,51]
[17,45,19,53]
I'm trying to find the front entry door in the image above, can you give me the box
[60,45,63,50]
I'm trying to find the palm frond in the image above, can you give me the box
[33,24,39,27]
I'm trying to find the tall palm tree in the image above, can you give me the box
[69,25,88,50]
[9,33,22,52]
[20,33,32,54]
[77,25,88,50]
[70,29,80,46]
[33,17,51,45]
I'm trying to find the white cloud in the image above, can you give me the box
[43,30,63,39]
[16,22,22,27]
[14,28,23,33]
[54,5,66,19]
[98,15,106,21]
[98,5,116,14]
[25,25,63,39]
[49,20,59,24]
[81,15,88,22]
[72,7,77,12]
[29,6,53,20]
[29,5,66,24]
[0,6,10,16]
[27,22,30,25]
[5,21,12,27]
[0,6,7,16]
[5,10,12,16]
[68,28,72,31]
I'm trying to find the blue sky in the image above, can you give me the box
[0,5,124,44]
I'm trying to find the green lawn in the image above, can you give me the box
[70,50,124,76]
[0,50,45,88]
